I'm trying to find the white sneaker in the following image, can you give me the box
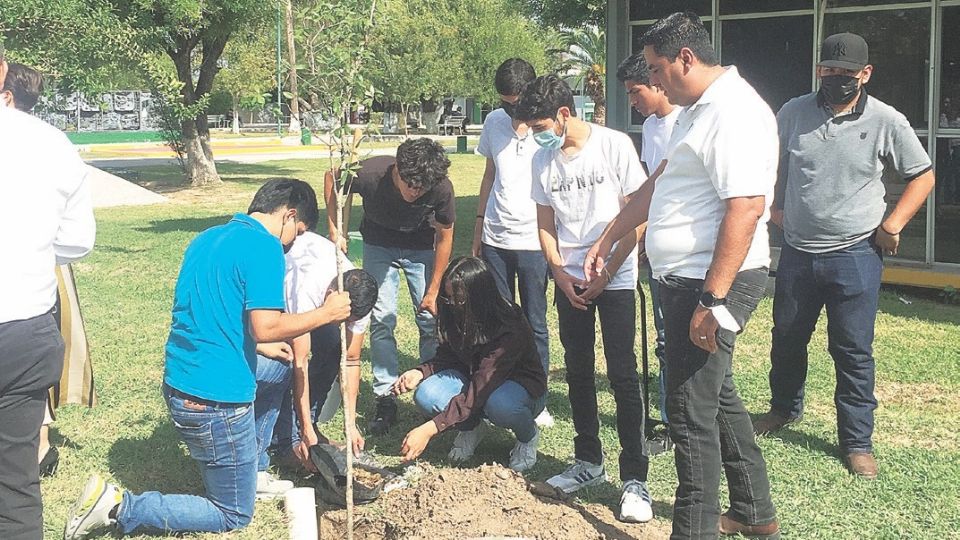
[546,459,607,494]
[619,479,653,523]
[63,475,122,540]
[534,408,555,428]
[448,421,487,462]
[256,471,294,500]
[508,430,540,472]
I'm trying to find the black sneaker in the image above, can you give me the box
[367,396,397,435]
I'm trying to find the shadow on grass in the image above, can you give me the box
[134,214,233,235]
[753,419,841,460]
[108,422,202,496]
[104,162,305,195]
[877,289,960,326]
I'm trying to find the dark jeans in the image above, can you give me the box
[0,312,64,540]
[274,324,342,451]
[769,239,882,452]
[648,265,669,423]
[659,269,776,540]
[555,286,648,482]
[480,243,550,374]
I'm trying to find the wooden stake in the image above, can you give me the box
[335,127,364,540]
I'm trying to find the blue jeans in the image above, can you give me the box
[117,385,256,534]
[413,369,544,443]
[647,265,668,423]
[769,239,882,452]
[363,243,438,397]
[273,325,342,451]
[480,244,550,375]
[254,355,292,471]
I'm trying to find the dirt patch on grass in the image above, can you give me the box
[319,463,670,540]
[875,381,960,409]
[874,381,960,450]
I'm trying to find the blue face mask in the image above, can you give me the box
[533,117,566,150]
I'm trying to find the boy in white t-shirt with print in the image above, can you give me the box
[615,52,681,426]
[473,58,553,428]
[515,74,653,524]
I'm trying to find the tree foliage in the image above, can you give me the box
[517,0,605,29]
[365,0,549,108]
[550,26,606,124]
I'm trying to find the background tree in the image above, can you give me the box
[516,0,604,28]
[215,37,277,135]
[550,27,606,125]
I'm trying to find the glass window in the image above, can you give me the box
[632,21,712,52]
[630,0,710,22]
[882,137,928,262]
[940,7,960,131]
[829,0,925,7]
[720,0,812,15]
[936,138,960,263]
[823,8,930,127]
[720,15,814,112]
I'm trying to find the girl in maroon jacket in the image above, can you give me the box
[392,256,546,471]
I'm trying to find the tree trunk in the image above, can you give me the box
[592,103,606,126]
[183,118,221,186]
[232,95,241,134]
[167,32,226,186]
[284,0,301,133]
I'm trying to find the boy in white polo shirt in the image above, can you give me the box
[515,74,653,524]
[616,52,681,427]
[473,58,553,428]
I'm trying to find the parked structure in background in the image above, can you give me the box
[606,0,960,287]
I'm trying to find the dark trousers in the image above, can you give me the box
[769,239,882,452]
[555,286,648,482]
[480,243,550,374]
[659,269,776,540]
[0,312,64,540]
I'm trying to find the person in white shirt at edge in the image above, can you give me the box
[514,73,653,524]
[615,51,682,428]
[584,12,779,539]
[473,58,553,429]
[252,228,378,499]
[0,47,96,540]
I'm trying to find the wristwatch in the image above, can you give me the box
[698,291,726,309]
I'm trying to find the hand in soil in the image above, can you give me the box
[400,421,438,462]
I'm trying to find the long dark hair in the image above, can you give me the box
[436,257,524,352]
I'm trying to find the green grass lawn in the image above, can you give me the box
[43,155,960,539]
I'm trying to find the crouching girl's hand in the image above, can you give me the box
[400,421,439,462]
[391,369,424,396]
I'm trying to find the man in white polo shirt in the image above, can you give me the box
[616,52,682,427]
[0,47,96,540]
[473,58,553,428]
[586,12,779,539]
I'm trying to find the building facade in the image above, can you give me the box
[606,0,960,287]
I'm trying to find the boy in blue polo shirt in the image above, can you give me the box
[64,179,353,538]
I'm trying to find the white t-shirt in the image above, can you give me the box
[285,231,369,334]
[640,106,681,173]
[531,123,647,290]
[0,107,95,323]
[476,108,541,250]
[646,67,778,280]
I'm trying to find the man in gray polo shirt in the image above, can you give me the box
[754,33,935,479]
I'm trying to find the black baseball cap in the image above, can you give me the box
[818,33,869,70]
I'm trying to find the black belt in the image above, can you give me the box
[166,385,249,409]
